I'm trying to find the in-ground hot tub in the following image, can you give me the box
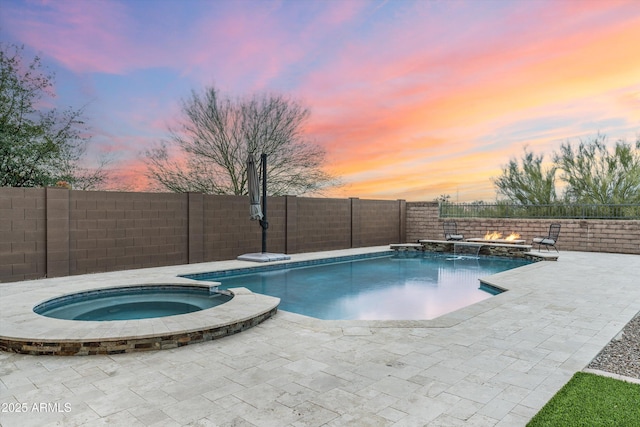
[0,282,280,356]
[34,284,233,321]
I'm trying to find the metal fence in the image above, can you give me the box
[439,203,640,219]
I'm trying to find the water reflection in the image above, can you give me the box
[215,254,528,320]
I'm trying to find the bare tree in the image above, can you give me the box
[57,150,115,190]
[143,86,338,195]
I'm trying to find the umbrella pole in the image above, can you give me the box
[260,153,268,253]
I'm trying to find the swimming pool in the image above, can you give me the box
[186,252,530,320]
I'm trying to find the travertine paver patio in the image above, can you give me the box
[1,248,639,426]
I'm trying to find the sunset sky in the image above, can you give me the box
[2,0,639,201]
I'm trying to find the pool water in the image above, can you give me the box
[191,253,530,320]
[34,286,233,321]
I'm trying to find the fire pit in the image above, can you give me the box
[466,231,526,245]
[417,230,537,259]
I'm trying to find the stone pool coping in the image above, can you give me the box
[0,247,396,356]
[2,248,640,426]
[0,278,279,355]
[0,245,545,356]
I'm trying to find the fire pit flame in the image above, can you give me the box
[484,231,502,240]
[483,231,521,241]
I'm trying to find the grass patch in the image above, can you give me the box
[528,372,640,426]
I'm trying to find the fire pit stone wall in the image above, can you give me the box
[418,240,532,258]
[405,205,640,255]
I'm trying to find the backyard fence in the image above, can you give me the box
[408,201,640,255]
[2,188,639,284]
[0,188,406,283]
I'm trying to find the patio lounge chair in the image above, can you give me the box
[532,223,560,252]
[443,221,464,241]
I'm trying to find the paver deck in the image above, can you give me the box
[1,247,639,426]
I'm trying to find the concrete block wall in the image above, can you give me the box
[406,203,640,254]
[266,196,287,254]
[188,193,204,263]
[357,199,405,247]
[5,187,636,283]
[47,187,70,277]
[288,197,406,253]
[1,188,405,282]
[69,191,189,275]
[292,197,351,253]
[406,202,440,243]
[0,188,47,281]
[203,195,287,261]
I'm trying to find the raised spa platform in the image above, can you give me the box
[0,284,279,356]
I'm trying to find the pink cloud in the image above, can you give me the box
[306,5,639,133]
[305,2,640,200]
[181,0,372,92]
[5,0,639,201]
[5,1,138,73]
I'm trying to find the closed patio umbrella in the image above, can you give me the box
[247,153,263,221]
[237,153,290,262]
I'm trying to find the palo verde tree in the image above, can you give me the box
[492,147,558,205]
[0,43,108,189]
[554,134,640,204]
[143,86,338,195]
[493,134,640,205]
